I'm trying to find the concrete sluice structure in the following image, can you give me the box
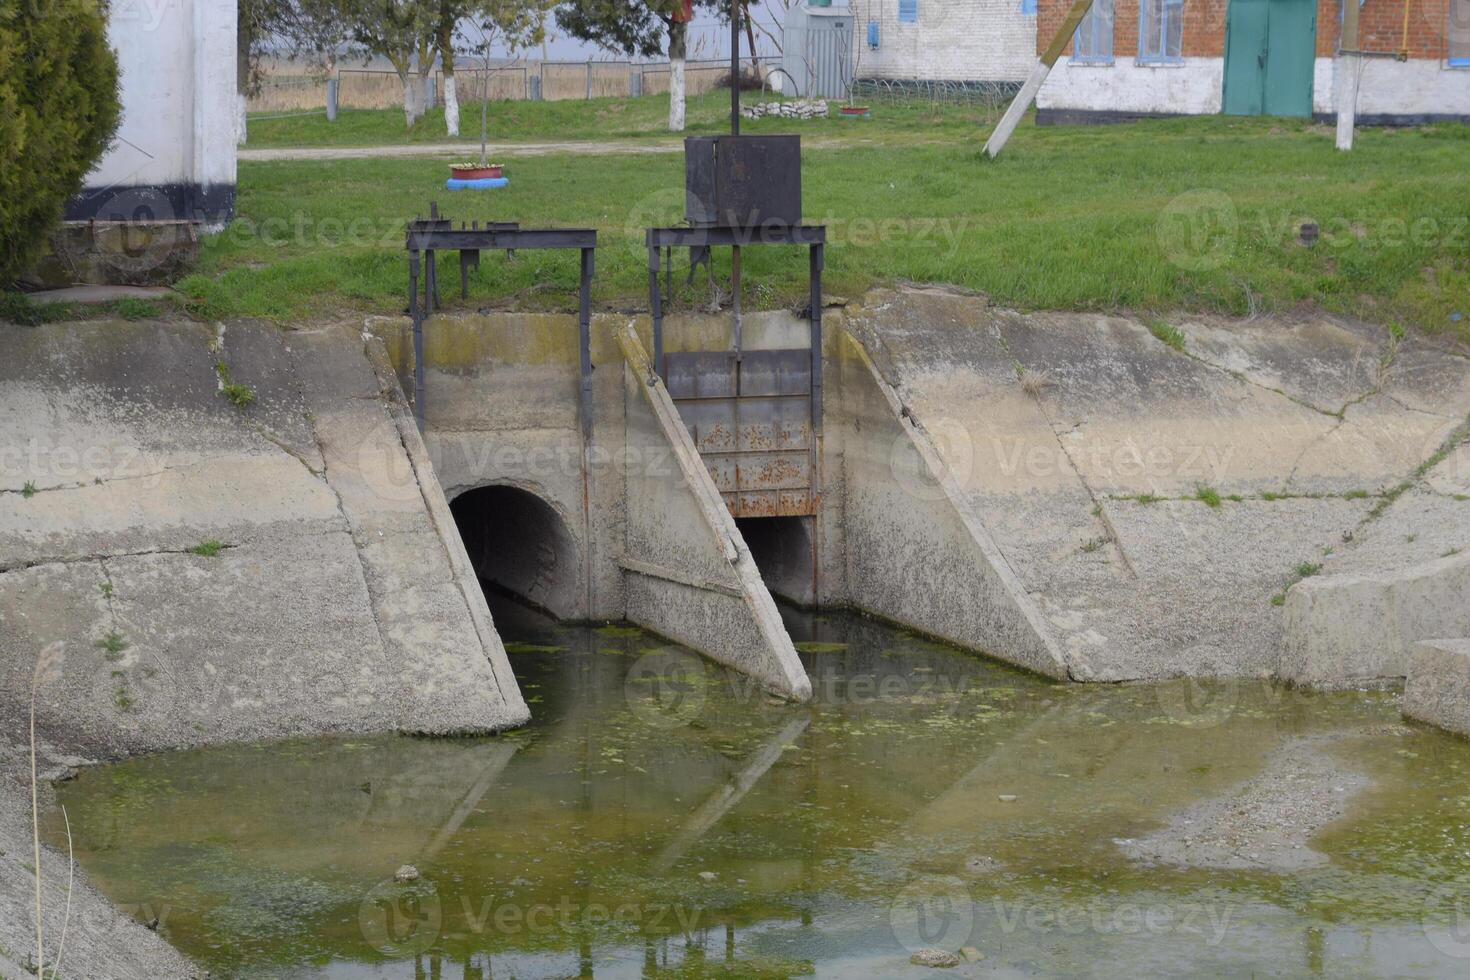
[372,298,1069,708]
[375,284,1470,705]
[4,286,1467,756]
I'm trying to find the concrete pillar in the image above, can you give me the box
[326,78,338,121]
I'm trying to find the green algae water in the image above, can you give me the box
[51,599,1470,978]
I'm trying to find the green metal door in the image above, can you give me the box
[1223,0,1269,115]
[1262,0,1316,117]
[1223,0,1316,117]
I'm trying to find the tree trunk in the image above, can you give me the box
[744,2,759,74]
[440,19,459,137]
[668,19,688,133]
[413,40,435,121]
[397,66,421,127]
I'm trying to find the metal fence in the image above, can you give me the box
[247,57,781,114]
[850,78,1022,114]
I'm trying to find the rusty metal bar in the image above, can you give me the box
[409,249,424,429]
[648,242,665,378]
[648,225,826,249]
[578,246,595,441]
[810,242,824,432]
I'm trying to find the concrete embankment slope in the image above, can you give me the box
[0,318,528,976]
[849,287,1470,683]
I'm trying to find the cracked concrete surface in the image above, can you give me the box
[0,318,529,977]
[850,288,1470,682]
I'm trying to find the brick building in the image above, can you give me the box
[847,0,1038,85]
[1032,0,1469,122]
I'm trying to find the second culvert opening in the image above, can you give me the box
[736,515,817,608]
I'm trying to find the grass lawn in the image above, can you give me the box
[245,91,1000,148]
[188,112,1469,341]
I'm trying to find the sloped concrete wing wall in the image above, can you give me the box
[833,329,1069,679]
[0,319,528,763]
[617,324,813,702]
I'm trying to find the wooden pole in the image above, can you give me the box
[983,0,1096,159]
[1336,0,1362,151]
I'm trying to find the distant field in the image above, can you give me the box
[189,111,1469,343]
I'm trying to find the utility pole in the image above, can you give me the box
[983,0,1096,159]
[731,0,741,136]
[1336,0,1362,151]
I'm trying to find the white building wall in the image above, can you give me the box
[1038,53,1468,120]
[854,0,1036,83]
[72,0,237,223]
[1312,58,1470,117]
[1038,57,1225,114]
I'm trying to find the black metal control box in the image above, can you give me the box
[685,135,802,229]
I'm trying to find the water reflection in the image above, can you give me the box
[51,599,1470,978]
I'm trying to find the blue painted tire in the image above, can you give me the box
[445,177,510,191]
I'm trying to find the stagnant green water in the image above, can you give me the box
[51,599,1470,978]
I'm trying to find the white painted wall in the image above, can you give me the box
[1313,57,1470,116]
[1039,52,1469,119]
[854,0,1036,83]
[1038,57,1225,114]
[82,0,237,215]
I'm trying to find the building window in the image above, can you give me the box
[1451,0,1470,65]
[898,0,918,24]
[1138,0,1184,63]
[1073,0,1114,62]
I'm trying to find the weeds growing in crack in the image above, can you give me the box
[1272,560,1324,606]
[95,630,129,661]
[188,540,225,558]
[1147,319,1187,352]
[21,481,37,499]
[214,360,257,409]
[1196,485,1223,509]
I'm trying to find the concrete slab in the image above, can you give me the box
[1280,552,1470,688]
[1403,638,1470,737]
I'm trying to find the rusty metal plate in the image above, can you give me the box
[667,349,817,519]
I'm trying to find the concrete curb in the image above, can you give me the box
[1281,552,1470,689]
[616,323,812,702]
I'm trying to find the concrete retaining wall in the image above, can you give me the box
[1403,638,1470,737]
[1280,552,1470,688]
